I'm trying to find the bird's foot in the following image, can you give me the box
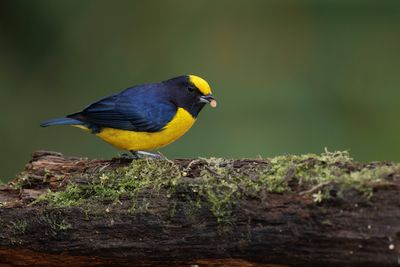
[121,153,130,158]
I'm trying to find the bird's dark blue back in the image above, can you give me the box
[68,82,177,133]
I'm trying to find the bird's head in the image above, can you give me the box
[164,75,217,118]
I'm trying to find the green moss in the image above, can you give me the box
[36,158,181,211]
[7,220,28,234]
[33,150,399,224]
[39,213,72,232]
[8,173,27,190]
[186,158,240,224]
[332,165,399,199]
[36,185,84,207]
[184,197,202,219]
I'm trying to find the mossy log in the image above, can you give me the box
[0,151,399,267]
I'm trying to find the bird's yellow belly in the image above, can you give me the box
[93,108,196,151]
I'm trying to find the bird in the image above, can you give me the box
[41,75,217,158]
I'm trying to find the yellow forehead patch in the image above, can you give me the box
[189,75,212,95]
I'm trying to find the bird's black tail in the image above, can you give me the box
[40,117,83,127]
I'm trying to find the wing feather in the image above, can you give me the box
[68,85,176,132]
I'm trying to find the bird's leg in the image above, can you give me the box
[127,150,161,159]
[135,151,162,159]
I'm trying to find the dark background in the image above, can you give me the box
[1,0,400,181]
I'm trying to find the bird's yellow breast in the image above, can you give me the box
[93,108,196,151]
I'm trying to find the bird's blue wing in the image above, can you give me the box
[68,85,176,132]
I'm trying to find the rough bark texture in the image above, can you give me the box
[0,151,399,267]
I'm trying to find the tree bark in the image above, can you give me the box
[0,151,399,267]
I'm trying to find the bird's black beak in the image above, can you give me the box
[199,94,217,108]
[199,95,214,103]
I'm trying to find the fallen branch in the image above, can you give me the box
[0,150,399,266]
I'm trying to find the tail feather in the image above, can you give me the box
[40,117,83,127]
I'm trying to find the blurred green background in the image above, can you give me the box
[1,1,400,181]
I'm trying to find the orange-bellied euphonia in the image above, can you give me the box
[41,75,217,157]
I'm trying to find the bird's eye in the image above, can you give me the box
[187,86,195,92]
